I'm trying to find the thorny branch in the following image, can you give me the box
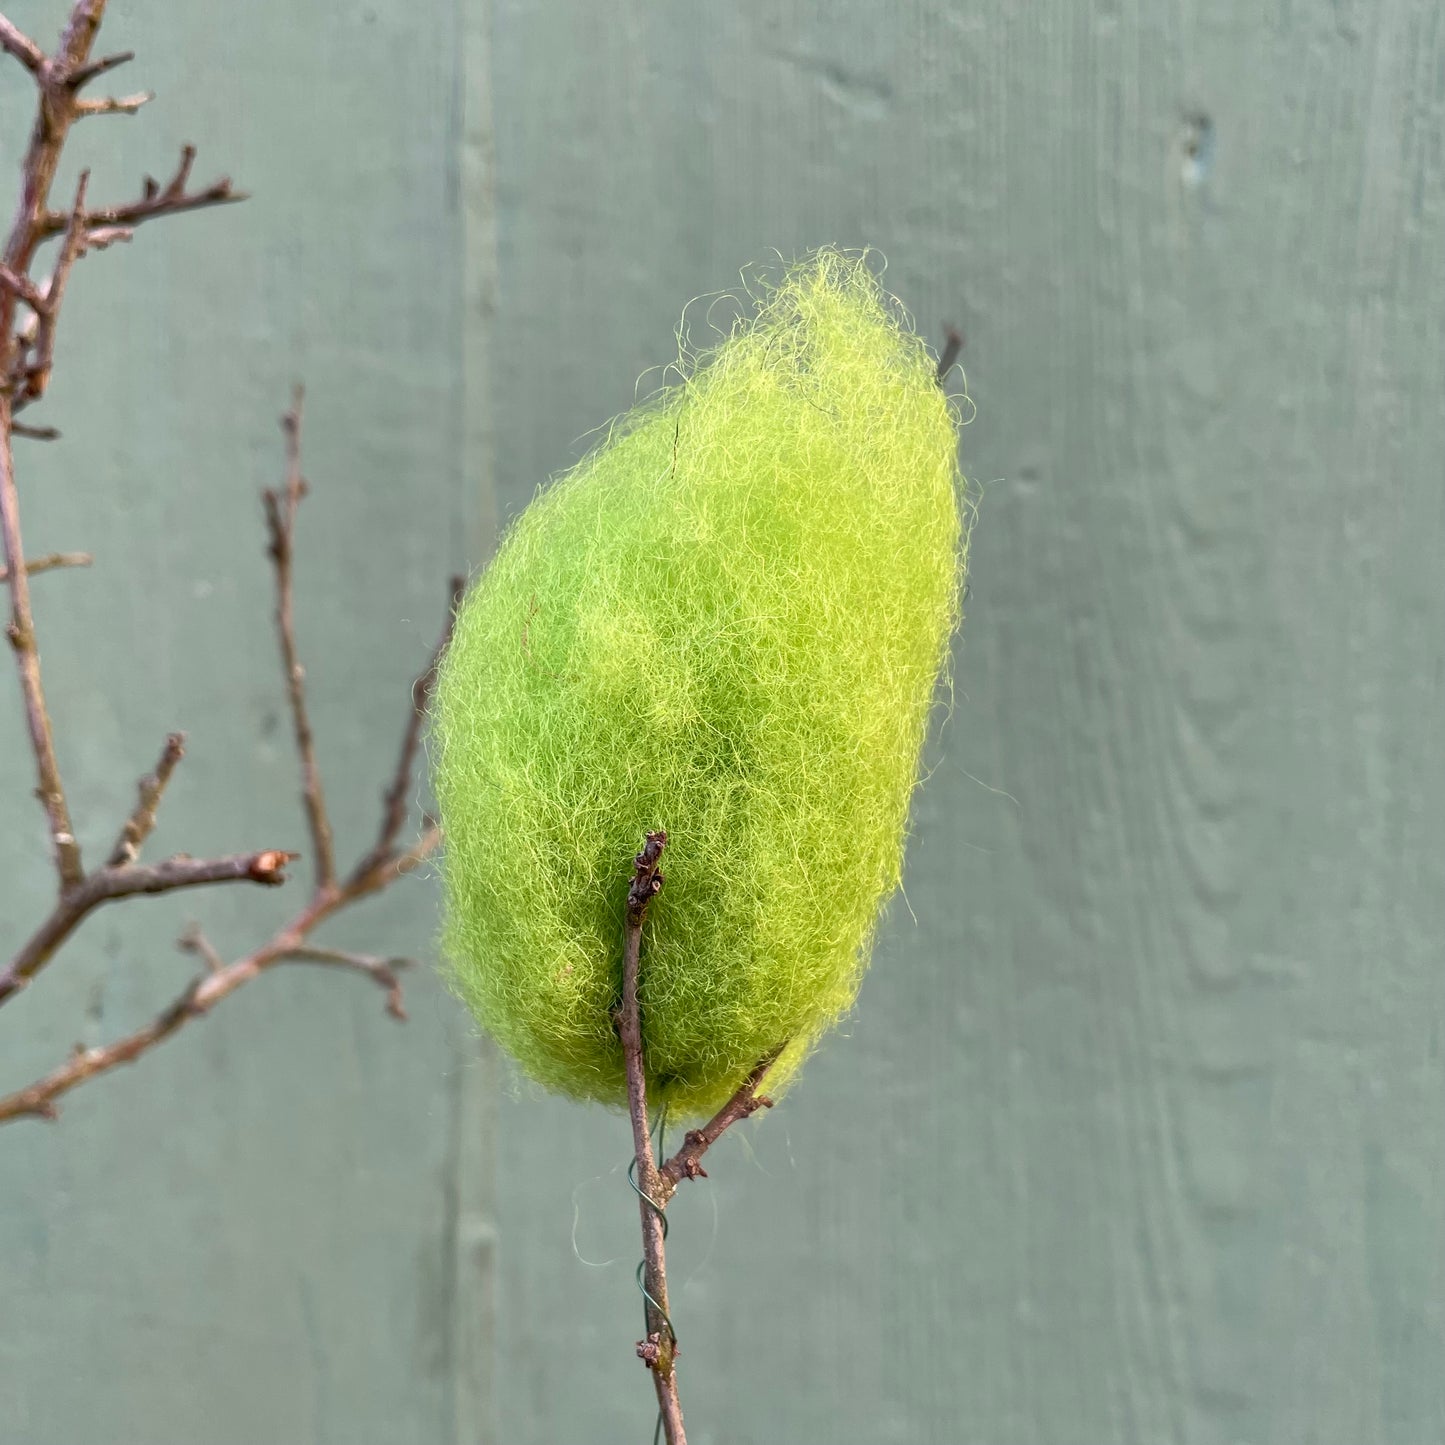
[614,832,783,1445]
[0,0,454,1125]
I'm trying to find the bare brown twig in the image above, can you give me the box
[2,321,455,1112]
[263,386,336,891]
[0,847,298,1008]
[177,923,226,975]
[30,143,243,251]
[0,479,456,1119]
[280,946,413,1022]
[74,89,151,116]
[0,1,238,895]
[612,831,787,1445]
[0,260,45,309]
[0,3,455,1119]
[657,1050,779,1202]
[63,45,130,87]
[0,867,422,1123]
[614,831,686,1445]
[0,0,290,977]
[348,574,464,888]
[107,731,186,865]
[1,396,84,887]
[0,812,437,1123]
[0,549,91,580]
[23,169,93,403]
[936,325,963,385]
[0,15,43,72]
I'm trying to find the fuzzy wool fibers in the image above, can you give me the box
[433,252,967,1116]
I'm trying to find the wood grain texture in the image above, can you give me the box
[0,2,494,1442]
[482,1,1445,1442]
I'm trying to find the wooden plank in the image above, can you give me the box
[483,1,1445,1442]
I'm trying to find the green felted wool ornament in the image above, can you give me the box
[433,250,967,1117]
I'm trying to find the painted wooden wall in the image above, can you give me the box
[3,1,1443,1443]
[484,2,1445,1442]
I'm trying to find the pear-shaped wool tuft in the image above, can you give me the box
[432,251,967,1116]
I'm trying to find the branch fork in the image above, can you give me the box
[0,2,458,1125]
[0,409,458,1118]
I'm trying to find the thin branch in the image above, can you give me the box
[11,421,59,441]
[65,47,132,88]
[0,549,91,581]
[1,0,105,305]
[53,3,109,76]
[936,325,963,385]
[0,15,44,73]
[32,144,244,244]
[0,2,136,908]
[21,169,91,403]
[280,945,412,1021]
[0,5,253,924]
[0,7,442,1125]
[75,90,152,117]
[394,820,442,874]
[80,848,299,902]
[340,822,441,917]
[0,849,298,1008]
[657,1049,781,1204]
[614,831,687,1445]
[0,766,433,1123]
[80,224,131,251]
[1,397,84,889]
[609,836,784,1440]
[263,386,335,891]
[347,575,463,889]
[177,923,226,975]
[0,0,107,371]
[0,261,46,310]
[0,68,98,887]
[108,731,186,864]
[0,983,207,1121]
[0,372,450,1111]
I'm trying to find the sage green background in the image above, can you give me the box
[2,2,1443,1444]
